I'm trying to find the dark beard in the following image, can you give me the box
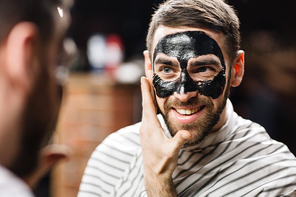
[159,98,225,147]
[158,86,229,147]
[8,52,63,178]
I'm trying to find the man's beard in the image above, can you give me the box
[159,92,228,147]
[8,53,63,178]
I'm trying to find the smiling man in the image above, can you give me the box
[151,30,229,147]
[79,0,296,196]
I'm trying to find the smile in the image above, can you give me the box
[175,106,204,115]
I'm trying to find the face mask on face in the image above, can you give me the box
[152,31,226,99]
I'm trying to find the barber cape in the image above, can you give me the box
[0,165,34,197]
[79,99,296,197]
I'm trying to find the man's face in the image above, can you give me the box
[9,6,72,177]
[149,26,232,146]
[32,6,71,135]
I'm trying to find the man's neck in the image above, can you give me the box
[210,104,228,134]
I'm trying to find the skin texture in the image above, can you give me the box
[140,25,245,196]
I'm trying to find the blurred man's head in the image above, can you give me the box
[0,0,71,178]
[144,0,244,146]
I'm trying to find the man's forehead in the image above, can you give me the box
[151,26,225,60]
[155,31,214,54]
[152,30,225,70]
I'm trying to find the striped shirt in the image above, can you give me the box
[78,100,296,197]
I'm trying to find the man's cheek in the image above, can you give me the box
[153,74,176,98]
[195,71,226,99]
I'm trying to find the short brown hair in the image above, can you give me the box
[146,0,240,63]
[0,0,62,45]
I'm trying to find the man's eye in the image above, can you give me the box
[163,67,172,74]
[198,66,208,72]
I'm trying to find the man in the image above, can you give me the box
[79,0,296,196]
[0,0,72,196]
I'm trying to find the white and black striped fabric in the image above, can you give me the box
[78,100,296,197]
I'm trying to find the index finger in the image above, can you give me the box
[141,76,159,124]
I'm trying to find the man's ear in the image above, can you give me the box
[5,22,39,92]
[143,50,153,80]
[230,50,245,87]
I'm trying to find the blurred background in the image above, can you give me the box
[34,0,296,196]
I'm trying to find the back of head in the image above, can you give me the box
[0,0,62,46]
[146,0,240,63]
[0,0,65,178]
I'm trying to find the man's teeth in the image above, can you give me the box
[176,107,201,115]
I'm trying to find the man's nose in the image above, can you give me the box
[173,91,198,102]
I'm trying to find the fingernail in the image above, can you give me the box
[141,76,145,85]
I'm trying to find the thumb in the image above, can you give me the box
[172,130,192,149]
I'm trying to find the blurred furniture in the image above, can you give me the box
[51,73,141,197]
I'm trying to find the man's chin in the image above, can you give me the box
[164,108,222,147]
[168,124,211,147]
[184,130,211,147]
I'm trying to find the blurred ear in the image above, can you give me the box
[143,50,153,80]
[23,144,72,188]
[5,22,39,92]
[230,50,245,87]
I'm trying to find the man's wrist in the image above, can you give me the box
[144,172,177,197]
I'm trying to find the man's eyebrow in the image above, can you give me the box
[154,58,179,67]
[190,59,221,67]
[155,58,173,65]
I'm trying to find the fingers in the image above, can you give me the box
[172,130,192,150]
[141,76,158,124]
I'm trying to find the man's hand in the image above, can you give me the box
[139,75,191,197]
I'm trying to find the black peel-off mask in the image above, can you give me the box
[152,31,226,99]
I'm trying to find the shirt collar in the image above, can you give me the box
[0,165,34,197]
